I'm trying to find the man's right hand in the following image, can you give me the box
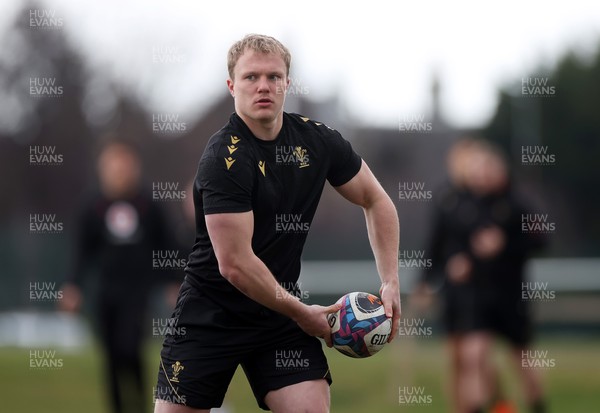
[292,303,342,348]
[446,253,472,284]
[58,283,82,313]
[470,225,506,260]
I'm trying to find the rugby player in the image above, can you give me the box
[155,34,400,413]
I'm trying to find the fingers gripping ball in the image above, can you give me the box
[327,292,392,358]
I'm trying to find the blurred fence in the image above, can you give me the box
[1,258,598,348]
[301,258,600,333]
[300,258,600,294]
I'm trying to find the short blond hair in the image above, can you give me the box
[227,34,291,79]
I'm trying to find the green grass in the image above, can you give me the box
[2,336,599,412]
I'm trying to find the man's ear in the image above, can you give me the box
[282,76,291,93]
[226,78,235,97]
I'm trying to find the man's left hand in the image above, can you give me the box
[379,281,401,343]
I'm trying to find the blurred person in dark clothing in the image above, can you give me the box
[414,139,547,413]
[60,140,180,413]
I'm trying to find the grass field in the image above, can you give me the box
[2,335,599,412]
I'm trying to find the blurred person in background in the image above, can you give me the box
[413,138,547,413]
[59,140,180,413]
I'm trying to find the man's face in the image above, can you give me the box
[227,49,289,125]
[465,151,507,195]
[98,145,141,198]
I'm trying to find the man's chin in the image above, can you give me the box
[248,108,281,123]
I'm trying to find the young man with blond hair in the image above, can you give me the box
[154,34,400,413]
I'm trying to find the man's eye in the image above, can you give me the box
[246,75,256,80]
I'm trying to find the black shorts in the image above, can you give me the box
[155,281,332,410]
[443,284,532,346]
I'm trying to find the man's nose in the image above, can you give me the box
[257,76,270,92]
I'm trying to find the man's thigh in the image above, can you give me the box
[241,321,332,410]
[265,379,330,413]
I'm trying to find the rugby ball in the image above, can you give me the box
[327,292,391,358]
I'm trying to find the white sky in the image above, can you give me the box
[4,0,600,128]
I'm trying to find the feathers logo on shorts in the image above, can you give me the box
[171,361,184,382]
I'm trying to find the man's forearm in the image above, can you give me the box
[219,253,307,321]
[364,192,400,286]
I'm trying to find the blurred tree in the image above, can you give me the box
[0,2,89,310]
[485,45,600,256]
[0,2,225,310]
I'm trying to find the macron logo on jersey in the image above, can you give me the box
[300,115,329,129]
[224,135,241,170]
[224,157,235,170]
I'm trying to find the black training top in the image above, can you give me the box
[422,182,547,296]
[184,112,362,325]
[69,191,175,307]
